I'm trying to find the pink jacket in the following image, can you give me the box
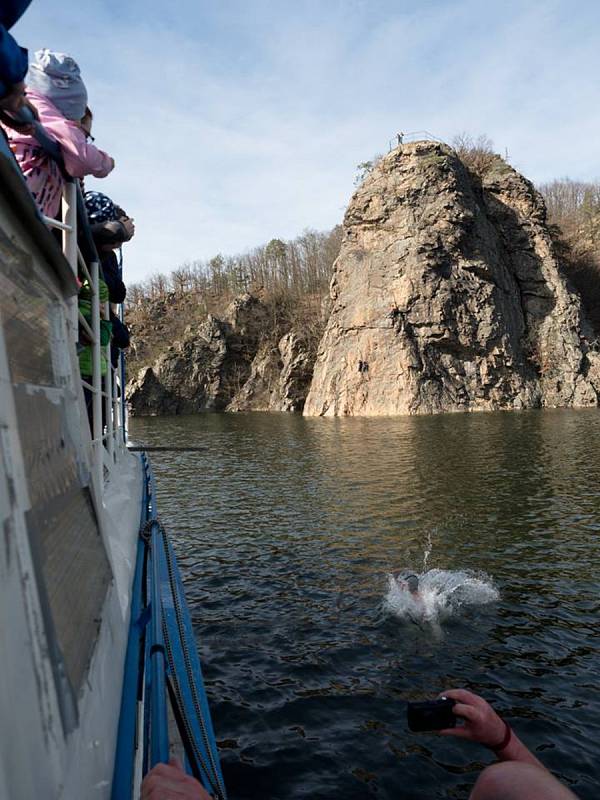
[4,89,114,218]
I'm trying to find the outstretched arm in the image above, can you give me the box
[439,689,543,768]
[27,91,114,178]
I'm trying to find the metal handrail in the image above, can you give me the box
[42,216,73,232]
[77,247,94,287]
[17,109,130,489]
[81,380,110,400]
[77,311,96,343]
[388,130,446,151]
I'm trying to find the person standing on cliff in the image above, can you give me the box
[397,131,404,145]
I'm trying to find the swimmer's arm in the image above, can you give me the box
[438,689,543,768]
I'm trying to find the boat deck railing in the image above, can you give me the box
[48,178,127,489]
[36,175,127,490]
[2,106,128,490]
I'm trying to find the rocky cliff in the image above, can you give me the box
[127,293,314,415]
[303,141,600,416]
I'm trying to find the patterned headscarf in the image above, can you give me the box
[85,191,118,223]
[26,49,87,120]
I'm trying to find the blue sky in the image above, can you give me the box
[13,0,600,283]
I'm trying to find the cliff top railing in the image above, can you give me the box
[387,130,446,150]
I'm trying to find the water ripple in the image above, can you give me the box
[131,409,600,800]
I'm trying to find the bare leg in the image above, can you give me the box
[471,762,579,800]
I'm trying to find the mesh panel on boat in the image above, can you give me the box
[0,223,112,726]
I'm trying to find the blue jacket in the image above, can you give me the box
[0,0,32,98]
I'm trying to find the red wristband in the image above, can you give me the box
[488,719,511,752]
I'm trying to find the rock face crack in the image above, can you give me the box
[304,141,600,417]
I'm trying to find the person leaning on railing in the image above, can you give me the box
[85,190,135,305]
[85,190,135,373]
[1,48,114,218]
[78,276,112,429]
[0,0,33,117]
[110,310,130,371]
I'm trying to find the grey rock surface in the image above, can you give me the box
[127,293,315,416]
[304,141,600,416]
[227,330,313,413]
[127,294,267,415]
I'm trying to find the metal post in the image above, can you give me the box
[147,465,169,767]
[149,521,169,767]
[112,365,119,454]
[62,181,78,329]
[113,362,121,454]
[91,260,103,492]
[62,180,78,272]
[119,302,128,445]
[104,300,114,463]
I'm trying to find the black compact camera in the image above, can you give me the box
[407,697,456,732]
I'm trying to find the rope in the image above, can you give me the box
[145,517,227,800]
[162,618,217,790]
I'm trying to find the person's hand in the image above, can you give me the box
[22,97,40,121]
[438,689,506,747]
[0,81,26,113]
[141,757,212,799]
[120,216,135,240]
[79,107,93,138]
[0,83,36,133]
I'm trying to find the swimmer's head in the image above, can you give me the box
[406,574,419,594]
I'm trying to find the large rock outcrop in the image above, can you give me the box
[127,294,314,415]
[304,141,600,416]
[127,294,267,415]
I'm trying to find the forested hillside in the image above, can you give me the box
[126,226,342,376]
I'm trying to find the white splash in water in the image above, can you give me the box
[384,568,499,629]
[422,531,433,572]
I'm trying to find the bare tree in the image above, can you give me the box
[452,133,498,177]
[148,272,169,298]
[538,178,600,333]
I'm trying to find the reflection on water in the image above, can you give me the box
[130,409,600,800]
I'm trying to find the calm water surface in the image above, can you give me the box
[130,410,600,800]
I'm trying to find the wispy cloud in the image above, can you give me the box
[13,0,600,282]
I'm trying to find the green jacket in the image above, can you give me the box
[78,297,112,377]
